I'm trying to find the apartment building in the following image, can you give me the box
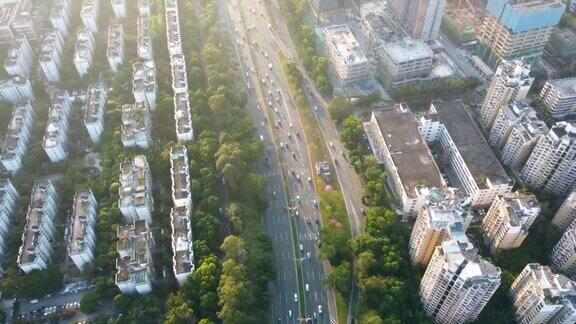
[0,76,33,103]
[106,24,125,73]
[170,146,192,208]
[477,0,565,66]
[118,155,154,224]
[121,102,152,149]
[388,0,446,41]
[0,101,33,173]
[137,15,153,61]
[43,90,71,162]
[419,100,513,209]
[116,219,155,294]
[323,25,369,87]
[420,239,501,323]
[39,29,65,83]
[67,190,98,271]
[364,104,445,216]
[174,92,193,142]
[138,0,151,16]
[551,228,576,280]
[80,0,99,33]
[521,122,576,196]
[511,263,576,324]
[132,60,157,111]
[50,0,70,37]
[482,191,540,252]
[540,78,576,120]
[0,0,33,45]
[478,59,533,130]
[4,35,32,77]
[84,83,107,143]
[171,205,194,285]
[307,0,353,19]
[0,179,18,251]
[165,0,182,56]
[552,192,576,231]
[379,37,434,87]
[111,0,126,19]
[500,112,549,170]
[489,101,540,148]
[409,198,469,265]
[170,54,188,94]
[17,181,58,273]
[73,28,95,78]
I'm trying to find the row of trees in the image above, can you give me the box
[389,76,482,104]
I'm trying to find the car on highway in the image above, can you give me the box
[294,293,298,302]
[314,105,318,111]
[299,244,303,251]
[261,121,265,127]
[307,252,311,259]
[305,284,310,292]
[259,134,264,142]
[318,305,323,314]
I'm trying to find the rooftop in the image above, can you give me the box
[324,25,368,66]
[429,100,510,187]
[119,155,151,209]
[4,35,29,69]
[439,239,501,279]
[174,92,193,137]
[501,191,540,227]
[84,83,105,124]
[116,219,153,283]
[133,60,156,93]
[166,8,181,50]
[170,146,191,202]
[1,101,33,160]
[121,102,150,144]
[73,29,93,63]
[0,1,20,28]
[39,29,63,63]
[43,91,70,149]
[49,0,68,21]
[137,15,152,56]
[383,37,433,63]
[171,205,194,275]
[519,263,576,303]
[106,24,124,59]
[80,0,98,17]
[170,54,187,92]
[546,77,576,98]
[68,190,96,255]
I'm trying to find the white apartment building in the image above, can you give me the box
[10,9,38,46]
[482,191,540,252]
[553,192,576,231]
[50,0,70,37]
[39,29,65,83]
[80,0,99,33]
[540,78,576,120]
[420,239,501,323]
[501,114,549,170]
[84,83,107,143]
[0,178,18,241]
[111,0,126,19]
[116,219,155,294]
[551,228,576,280]
[43,90,71,162]
[138,0,151,16]
[174,92,193,142]
[0,0,35,45]
[0,76,34,103]
[137,15,153,61]
[171,205,194,285]
[165,0,182,56]
[478,59,533,130]
[118,155,154,224]
[521,122,576,196]
[170,146,192,207]
[170,54,188,94]
[73,28,95,78]
[67,190,98,271]
[419,101,513,209]
[323,25,369,87]
[4,35,32,77]
[121,102,152,149]
[364,104,445,216]
[409,198,470,265]
[0,101,33,173]
[511,263,576,324]
[133,60,157,111]
[489,101,540,148]
[379,37,433,86]
[106,24,124,73]
[17,181,58,273]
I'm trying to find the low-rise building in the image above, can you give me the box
[106,24,124,73]
[419,100,513,209]
[138,0,150,16]
[4,35,32,77]
[43,90,71,162]
[171,205,194,285]
[0,76,34,103]
[84,83,107,143]
[170,54,188,94]
[553,192,576,231]
[0,179,18,259]
[510,263,576,324]
[73,28,95,78]
[489,101,540,148]
[482,191,540,252]
[174,92,193,142]
[500,112,549,170]
[364,104,445,216]
[551,227,576,280]
[170,146,192,207]
[379,37,433,87]
[132,60,157,110]
[67,190,97,271]
[323,25,369,87]
[121,102,152,149]
[137,15,153,61]
[165,0,182,56]
[116,219,155,294]
[80,0,99,33]
[50,0,70,37]
[0,101,33,173]
[540,78,576,120]
[17,181,58,273]
[118,155,154,224]
[39,29,65,83]
[111,0,126,19]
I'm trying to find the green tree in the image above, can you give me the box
[324,261,352,296]
[80,291,102,314]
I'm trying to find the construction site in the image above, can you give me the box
[442,0,486,44]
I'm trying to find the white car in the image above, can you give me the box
[259,135,264,142]
[314,105,318,111]
[305,284,310,292]
[299,244,303,251]
[294,293,298,302]
[261,121,265,127]
[288,310,292,317]
[307,252,311,259]
[318,305,323,314]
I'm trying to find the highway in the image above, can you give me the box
[223,0,334,322]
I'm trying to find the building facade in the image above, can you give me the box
[73,29,95,78]
[106,24,125,73]
[50,0,70,37]
[80,0,99,33]
[0,76,34,103]
[323,25,369,87]
[379,38,434,86]
[43,91,71,162]
[540,78,576,120]
[118,155,154,224]
[500,114,548,170]
[39,29,65,83]
[121,102,152,149]
[116,219,155,294]
[111,0,126,19]
[388,0,446,41]
[84,83,107,143]
[67,190,98,271]
[0,101,33,173]
[489,101,540,148]
[552,192,576,231]
[551,228,576,280]
[132,60,157,111]
[4,35,32,77]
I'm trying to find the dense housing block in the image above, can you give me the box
[67,190,98,271]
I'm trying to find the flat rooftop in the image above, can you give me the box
[85,83,105,124]
[547,77,576,98]
[106,24,124,58]
[68,190,96,255]
[371,104,444,198]
[383,38,433,63]
[324,25,368,65]
[171,205,194,275]
[19,181,55,265]
[431,100,510,187]
[43,91,70,149]
[121,102,150,143]
[1,101,32,159]
[170,146,191,201]
[174,92,192,135]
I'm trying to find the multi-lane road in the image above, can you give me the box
[223,0,335,322]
